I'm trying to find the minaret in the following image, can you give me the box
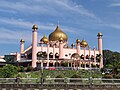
[97,32,103,68]
[20,39,25,54]
[32,24,38,68]
[76,39,81,55]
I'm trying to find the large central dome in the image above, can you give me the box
[49,25,68,41]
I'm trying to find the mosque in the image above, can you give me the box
[14,24,103,69]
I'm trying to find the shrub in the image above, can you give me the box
[18,66,24,72]
[113,74,120,79]
[56,75,63,78]
[26,65,33,72]
[61,62,68,67]
[71,74,81,78]
[102,74,113,79]
[0,64,18,78]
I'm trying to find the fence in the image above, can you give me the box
[0,78,120,85]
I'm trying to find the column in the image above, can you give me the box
[59,41,63,59]
[89,47,91,68]
[20,39,25,54]
[84,47,86,68]
[97,32,103,68]
[76,43,80,55]
[47,44,49,67]
[94,48,96,64]
[53,44,55,59]
[32,24,38,68]
[41,43,43,52]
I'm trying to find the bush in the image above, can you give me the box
[56,75,63,78]
[0,64,18,78]
[26,66,33,72]
[102,74,113,79]
[55,75,64,83]
[70,74,82,83]
[71,74,81,78]
[113,74,120,79]
[61,62,68,67]
[18,66,24,72]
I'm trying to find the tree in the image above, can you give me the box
[103,50,120,77]
[0,64,18,78]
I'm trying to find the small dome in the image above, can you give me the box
[71,43,75,47]
[97,32,103,37]
[71,53,80,59]
[32,24,38,30]
[20,39,25,42]
[76,39,80,43]
[49,25,68,41]
[80,39,88,47]
[40,35,49,44]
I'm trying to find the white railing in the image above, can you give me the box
[0,78,120,85]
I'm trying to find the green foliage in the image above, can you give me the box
[71,74,81,78]
[0,64,18,78]
[113,74,120,79]
[26,65,33,72]
[102,74,113,79]
[61,62,68,67]
[56,75,63,78]
[18,66,24,72]
[103,50,120,75]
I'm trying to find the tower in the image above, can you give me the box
[32,24,38,68]
[20,39,25,54]
[76,39,81,55]
[97,32,103,68]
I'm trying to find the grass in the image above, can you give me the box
[18,69,103,78]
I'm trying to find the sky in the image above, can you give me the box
[0,0,120,55]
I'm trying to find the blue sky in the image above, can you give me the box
[0,0,120,55]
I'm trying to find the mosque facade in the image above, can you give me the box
[15,24,103,69]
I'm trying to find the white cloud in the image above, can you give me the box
[0,0,98,19]
[0,18,33,28]
[0,0,101,44]
[109,3,120,7]
[0,17,82,34]
[99,22,120,30]
[0,18,55,30]
[0,28,32,43]
[0,8,16,13]
[107,24,120,30]
[55,0,97,19]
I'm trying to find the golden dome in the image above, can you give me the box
[71,43,75,47]
[20,39,25,43]
[97,32,103,37]
[40,34,49,44]
[76,39,80,43]
[80,39,88,47]
[59,37,63,42]
[32,24,38,30]
[49,25,68,41]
